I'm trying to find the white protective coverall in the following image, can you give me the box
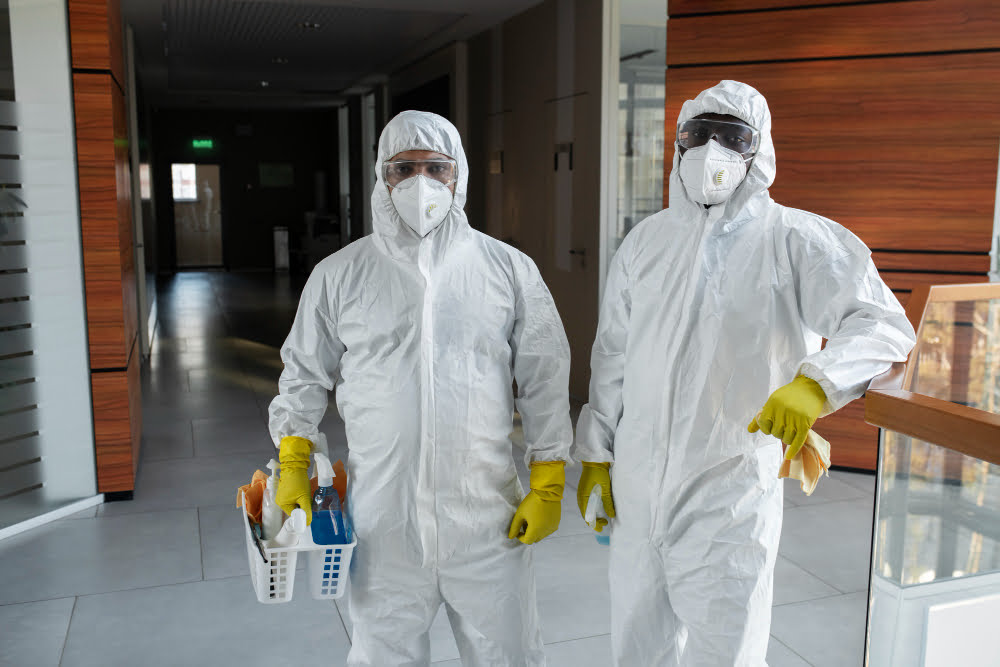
[574,81,916,666]
[269,111,572,666]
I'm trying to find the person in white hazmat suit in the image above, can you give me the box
[573,80,916,666]
[268,111,573,666]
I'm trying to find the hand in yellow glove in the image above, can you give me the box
[576,462,616,532]
[276,436,313,524]
[508,461,565,544]
[748,375,827,461]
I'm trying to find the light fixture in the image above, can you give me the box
[272,56,289,64]
[260,80,270,88]
[300,21,321,30]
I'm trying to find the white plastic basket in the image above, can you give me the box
[240,492,356,604]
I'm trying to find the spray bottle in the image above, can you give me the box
[260,459,282,541]
[270,508,307,547]
[311,452,346,545]
[585,485,611,546]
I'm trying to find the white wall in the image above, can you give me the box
[1,0,97,530]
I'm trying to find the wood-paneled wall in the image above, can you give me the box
[69,0,140,493]
[666,0,997,469]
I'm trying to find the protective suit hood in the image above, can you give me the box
[371,110,471,263]
[671,80,777,234]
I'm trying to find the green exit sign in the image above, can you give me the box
[192,138,214,149]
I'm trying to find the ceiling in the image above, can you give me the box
[122,0,546,109]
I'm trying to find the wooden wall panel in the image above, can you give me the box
[667,0,1000,66]
[815,399,879,470]
[663,53,1000,254]
[113,83,136,356]
[91,340,139,493]
[881,272,988,293]
[670,0,882,15]
[871,252,990,274]
[68,0,124,89]
[75,73,130,368]
[71,0,138,493]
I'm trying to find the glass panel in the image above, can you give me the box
[608,6,665,263]
[867,429,1000,665]
[909,297,1000,415]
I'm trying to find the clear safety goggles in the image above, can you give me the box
[382,158,458,188]
[676,118,760,157]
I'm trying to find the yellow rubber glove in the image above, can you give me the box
[277,436,313,524]
[508,461,565,544]
[748,375,827,461]
[576,462,615,532]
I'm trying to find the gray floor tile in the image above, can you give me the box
[782,472,869,507]
[188,367,253,393]
[58,506,99,520]
[200,505,252,581]
[831,469,877,495]
[0,597,76,667]
[534,533,611,644]
[780,499,874,594]
[142,419,195,461]
[429,605,463,662]
[766,636,813,667]
[0,510,201,605]
[142,387,261,421]
[61,576,350,667]
[773,555,840,606]
[771,592,868,667]
[98,451,272,517]
[191,414,273,458]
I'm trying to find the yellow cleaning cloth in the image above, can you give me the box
[237,470,268,523]
[779,430,831,496]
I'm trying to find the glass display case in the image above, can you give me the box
[865,284,1000,667]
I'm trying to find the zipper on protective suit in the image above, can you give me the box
[649,204,717,540]
[416,237,440,569]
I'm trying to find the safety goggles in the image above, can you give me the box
[382,158,458,188]
[676,118,760,156]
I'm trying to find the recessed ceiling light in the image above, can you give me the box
[300,21,321,30]
[260,80,270,88]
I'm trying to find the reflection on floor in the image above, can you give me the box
[0,272,877,666]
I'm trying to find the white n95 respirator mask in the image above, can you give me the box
[390,175,454,237]
[678,140,748,206]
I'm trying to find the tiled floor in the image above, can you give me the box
[0,272,877,666]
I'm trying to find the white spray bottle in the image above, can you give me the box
[585,485,611,546]
[260,459,282,541]
[270,508,307,547]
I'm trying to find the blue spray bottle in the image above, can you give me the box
[311,452,347,545]
[585,485,611,546]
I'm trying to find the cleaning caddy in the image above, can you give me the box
[238,452,356,604]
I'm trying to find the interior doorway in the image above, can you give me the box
[171,163,223,267]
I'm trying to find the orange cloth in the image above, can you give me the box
[310,459,348,503]
[778,430,831,496]
[237,470,268,523]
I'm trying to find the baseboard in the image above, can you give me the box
[0,494,105,542]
